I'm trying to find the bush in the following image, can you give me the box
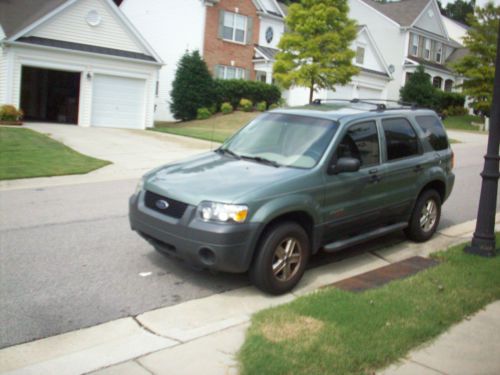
[214,80,281,109]
[400,65,438,109]
[196,107,211,120]
[256,101,267,112]
[209,104,218,114]
[269,103,279,110]
[221,102,233,115]
[435,91,466,112]
[170,50,216,121]
[446,106,468,116]
[0,105,23,121]
[239,98,253,112]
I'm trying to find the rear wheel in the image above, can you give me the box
[405,189,441,242]
[250,222,310,295]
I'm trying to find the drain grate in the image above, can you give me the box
[329,256,439,292]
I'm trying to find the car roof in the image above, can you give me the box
[270,106,439,124]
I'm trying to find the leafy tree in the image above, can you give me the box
[400,65,438,109]
[170,50,215,121]
[443,0,475,26]
[273,0,359,103]
[453,2,499,116]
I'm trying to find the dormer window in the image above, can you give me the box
[424,39,431,60]
[356,46,365,65]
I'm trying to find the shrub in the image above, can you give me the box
[214,80,281,109]
[446,105,468,116]
[269,103,279,110]
[239,98,253,112]
[196,107,211,120]
[0,105,23,121]
[209,104,218,114]
[256,101,267,112]
[400,65,438,109]
[435,91,466,112]
[221,102,233,115]
[170,50,216,121]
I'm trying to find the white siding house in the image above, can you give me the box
[0,0,162,129]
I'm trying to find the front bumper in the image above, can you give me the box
[129,192,261,273]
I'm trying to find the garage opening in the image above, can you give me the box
[20,66,80,124]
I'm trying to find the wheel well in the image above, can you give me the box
[258,211,315,249]
[420,180,446,202]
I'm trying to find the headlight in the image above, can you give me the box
[198,201,248,223]
[135,178,145,195]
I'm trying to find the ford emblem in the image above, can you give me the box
[155,199,169,210]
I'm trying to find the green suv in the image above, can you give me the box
[129,103,454,294]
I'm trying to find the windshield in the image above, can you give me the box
[221,113,338,169]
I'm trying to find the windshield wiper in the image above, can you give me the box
[216,148,241,160]
[240,155,281,168]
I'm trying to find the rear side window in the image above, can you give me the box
[415,115,449,151]
[382,118,420,161]
[337,121,379,167]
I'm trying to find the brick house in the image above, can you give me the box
[121,0,284,121]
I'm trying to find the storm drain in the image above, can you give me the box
[330,256,439,292]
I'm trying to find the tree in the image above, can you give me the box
[400,65,437,109]
[443,0,475,26]
[453,2,499,117]
[170,50,215,121]
[273,0,359,104]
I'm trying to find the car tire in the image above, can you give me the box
[250,221,310,295]
[405,189,442,242]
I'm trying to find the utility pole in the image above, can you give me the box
[464,23,500,257]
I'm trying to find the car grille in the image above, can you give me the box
[144,190,188,219]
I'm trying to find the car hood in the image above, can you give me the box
[144,152,303,205]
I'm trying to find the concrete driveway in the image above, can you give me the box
[1,123,213,190]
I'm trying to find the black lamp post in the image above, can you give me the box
[464,23,500,257]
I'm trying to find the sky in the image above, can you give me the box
[440,0,499,6]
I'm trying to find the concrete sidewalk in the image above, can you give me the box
[0,124,213,191]
[1,215,499,375]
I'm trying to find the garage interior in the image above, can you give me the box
[20,66,80,124]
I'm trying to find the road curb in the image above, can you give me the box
[1,215,499,375]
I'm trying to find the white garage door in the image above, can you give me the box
[91,74,146,129]
[357,86,383,100]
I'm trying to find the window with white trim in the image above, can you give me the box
[216,65,247,80]
[436,43,443,63]
[223,11,247,43]
[424,38,431,60]
[411,34,419,56]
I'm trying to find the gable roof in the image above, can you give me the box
[0,0,67,39]
[360,0,431,27]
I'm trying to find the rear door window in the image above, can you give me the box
[415,115,449,151]
[382,118,421,161]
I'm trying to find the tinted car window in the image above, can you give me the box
[382,118,420,161]
[415,115,449,151]
[337,121,379,167]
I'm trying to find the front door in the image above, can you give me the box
[321,120,387,244]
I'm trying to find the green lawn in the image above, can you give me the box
[152,111,259,143]
[444,115,485,132]
[239,235,500,375]
[0,128,110,180]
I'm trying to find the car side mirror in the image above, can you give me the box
[328,157,361,175]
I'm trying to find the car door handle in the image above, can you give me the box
[369,168,378,175]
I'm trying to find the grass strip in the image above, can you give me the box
[239,234,500,375]
[0,128,110,180]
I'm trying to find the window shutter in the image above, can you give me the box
[418,37,425,58]
[218,10,225,39]
[246,17,253,45]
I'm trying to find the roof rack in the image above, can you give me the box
[310,98,419,111]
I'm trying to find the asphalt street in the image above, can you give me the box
[0,139,498,348]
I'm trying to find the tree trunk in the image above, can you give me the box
[309,79,315,104]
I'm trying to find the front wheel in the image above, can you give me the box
[250,222,310,295]
[405,189,442,242]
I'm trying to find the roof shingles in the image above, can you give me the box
[361,0,431,27]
